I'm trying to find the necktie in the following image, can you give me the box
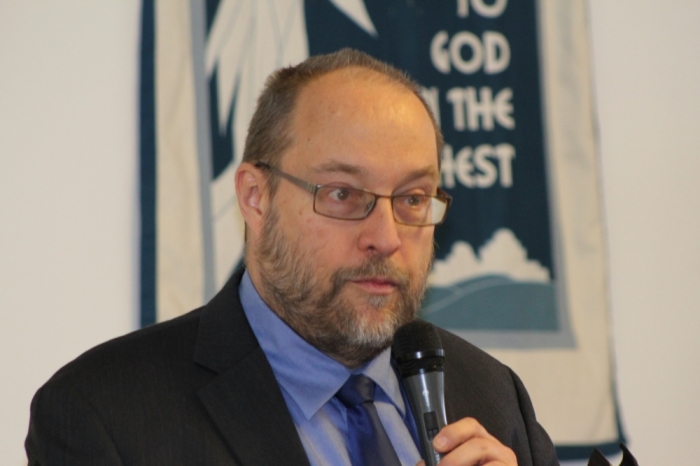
[336,374,402,466]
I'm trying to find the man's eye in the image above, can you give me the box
[407,195,422,206]
[404,195,427,207]
[330,188,351,201]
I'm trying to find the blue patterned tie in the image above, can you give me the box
[336,374,402,466]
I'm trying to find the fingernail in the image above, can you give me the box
[433,434,447,450]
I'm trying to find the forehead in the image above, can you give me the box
[282,69,439,183]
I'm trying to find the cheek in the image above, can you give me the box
[283,210,339,265]
[275,190,318,242]
[303,221,361,272]
[401,228,435,265]
[276,190,305,220]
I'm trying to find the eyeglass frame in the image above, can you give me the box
[255,162,452,226]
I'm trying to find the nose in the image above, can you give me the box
[357,197,402,257]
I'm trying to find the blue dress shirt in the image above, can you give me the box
[239,272,422,466]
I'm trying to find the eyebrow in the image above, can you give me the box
[311,161,366,177]
[311,161,439,185]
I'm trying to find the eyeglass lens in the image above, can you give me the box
[313,186,447,225]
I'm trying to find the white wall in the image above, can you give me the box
[0,2,140,464]
[0,2,698,464]
[588,1,700,463]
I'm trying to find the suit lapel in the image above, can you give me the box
[193,269,311,466]
[198,348,311,465]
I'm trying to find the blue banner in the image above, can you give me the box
[140,0,623,459]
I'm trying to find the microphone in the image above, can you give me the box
[392,320,447,466]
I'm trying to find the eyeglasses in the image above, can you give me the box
[256,162,451,226]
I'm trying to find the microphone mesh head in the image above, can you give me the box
[392,320,444,376]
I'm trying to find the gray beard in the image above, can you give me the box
[255,204,431,367]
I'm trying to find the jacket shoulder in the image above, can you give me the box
[436,327,558,466]
[41,308,206,395]
[437,327,511,380]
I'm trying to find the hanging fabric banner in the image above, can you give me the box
[140,0,623,460]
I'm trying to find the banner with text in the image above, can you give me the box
[140,0,622,459]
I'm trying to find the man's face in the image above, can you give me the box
[253,70,439,367]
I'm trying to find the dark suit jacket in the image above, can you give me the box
[26,269,558,465]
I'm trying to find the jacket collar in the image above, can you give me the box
[193,268,257,373]
[193,268,311,466]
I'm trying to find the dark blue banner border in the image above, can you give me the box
[139,0,156,328]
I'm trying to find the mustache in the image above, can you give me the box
[330,258,411,291]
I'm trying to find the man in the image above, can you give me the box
[27,49,557,465]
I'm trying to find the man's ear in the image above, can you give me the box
[235,162,268,236]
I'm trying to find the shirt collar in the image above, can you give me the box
[239,271,406,420]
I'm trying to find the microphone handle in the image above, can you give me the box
[403,370,448,466]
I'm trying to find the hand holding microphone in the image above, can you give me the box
[393,321,517,466]
[392,320,448,466]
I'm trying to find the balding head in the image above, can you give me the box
[242,49,443,196]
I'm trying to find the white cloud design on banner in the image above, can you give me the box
[429,228,550,286]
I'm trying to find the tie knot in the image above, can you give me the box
[336,374,375,407]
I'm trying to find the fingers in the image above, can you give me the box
[431,418,517,466]
[433,417,487,453]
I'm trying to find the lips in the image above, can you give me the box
[349,277,399,295]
